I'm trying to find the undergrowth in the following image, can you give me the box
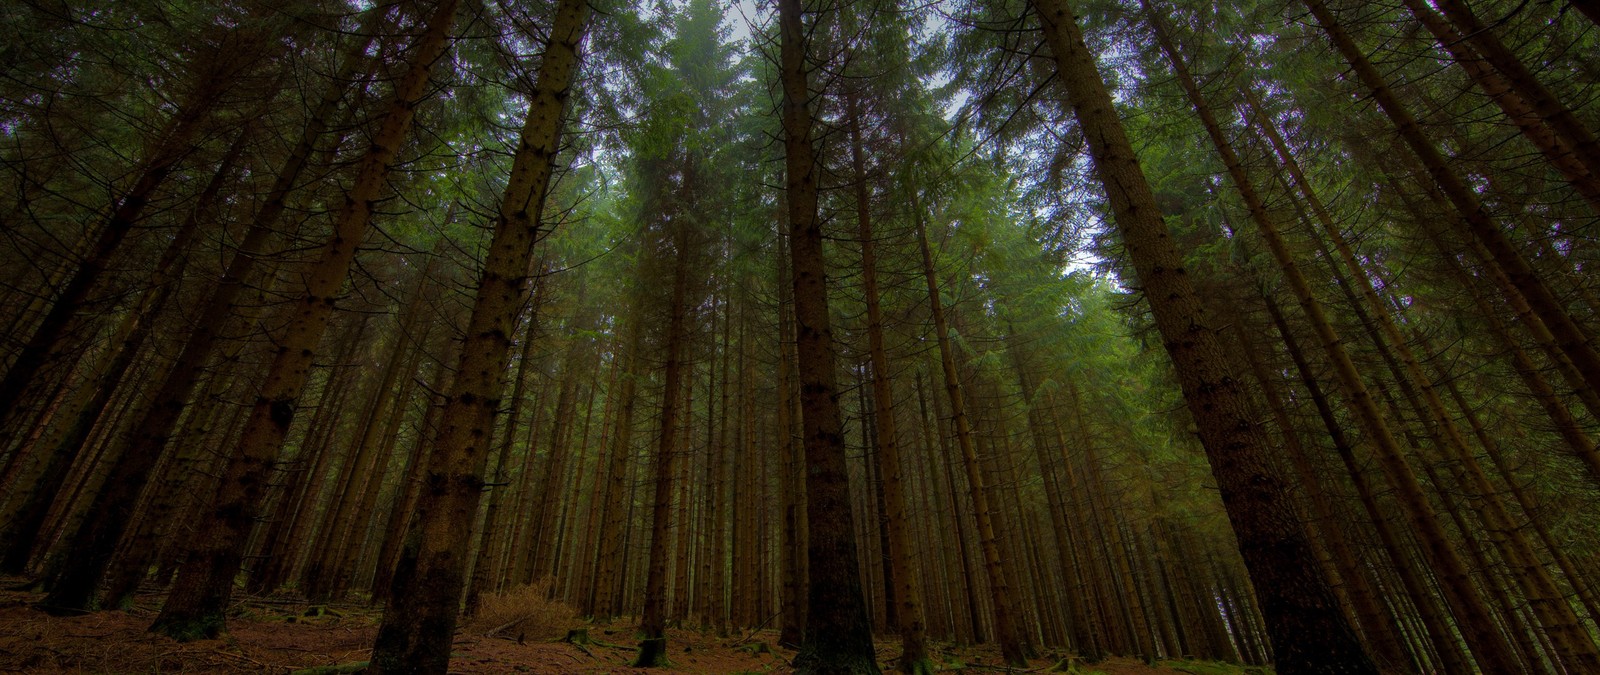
[464,578,578,641]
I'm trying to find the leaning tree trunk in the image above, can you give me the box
[1301,0,1600,402]
[1398,0,1600,214]
[1431,0,1600,180]
[0,30,250,438]
[1260,294,1473,674]
[464,278,546,612]
[1031,0,1376,671]
[36,15,374,613]
[1150,7,1522,671]
[147,0,463,641]
[779,0,878,671]
[0,131,243,576]
[365,0,587,670]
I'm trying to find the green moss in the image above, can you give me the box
[149,613,226,642]
[633,636,671,668]
[1162,659,1270,675]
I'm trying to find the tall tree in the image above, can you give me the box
[1027,0,1376,671]
[779,0,879,671]
[367,0,590,669]
[147,0,466,639]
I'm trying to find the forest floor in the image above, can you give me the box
[0,581,1258,674]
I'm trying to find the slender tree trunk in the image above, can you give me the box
[465,284,545,611]
[1261,295,1471,673]
[0,33,249,434]
[848,92,931,675]
[1398,0,1600,213]
[635,203,697,666]
[369,340,456,606]
[1243,87,1600,433]
[305,272,433,602]
[0,131,243,575]
[1302,0,1600,398]
[148,0,463,640]
[911,203,1027,666]
[1432,0,1600,178]
[36,18,373,613]
[594,309,643,622]
[669,360,698,625]
[702,293,731,634]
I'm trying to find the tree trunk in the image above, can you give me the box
[0,28,251,434]
[36,16,373,612]
[849,92,931,674]
[1260,295,1472,673]
[364,0,586,669]
[779,0,878,670]
[1302,0,1600,401]
[1398,0,1600,213]
[1431,0,1600,179]
[776,225,809,647]
[911,202,1028,666]
[465,281,546,611]
[0,130,243,576]
[148,0,463,641]
[1030,0,1375,670]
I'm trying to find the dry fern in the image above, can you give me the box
[465,579,578,641]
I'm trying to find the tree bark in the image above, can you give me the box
[148,0,463,640]
[910,203,1028,665]
[365,0,586,669]
[849,91,931,674]
[1032,0,1373,670]
[779,0,878,670]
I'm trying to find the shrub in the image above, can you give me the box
[465,578,578,641]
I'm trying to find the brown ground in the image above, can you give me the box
[0,583,1240,674]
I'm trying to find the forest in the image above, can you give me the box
[0,0,1596,672]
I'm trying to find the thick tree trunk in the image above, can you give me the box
[1165,8,1546,670]
[364,0,586,669]
[776,226,809,647]
[1234,323,1413,670]
[779,0,878,670]
[1031,0,1375,670]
